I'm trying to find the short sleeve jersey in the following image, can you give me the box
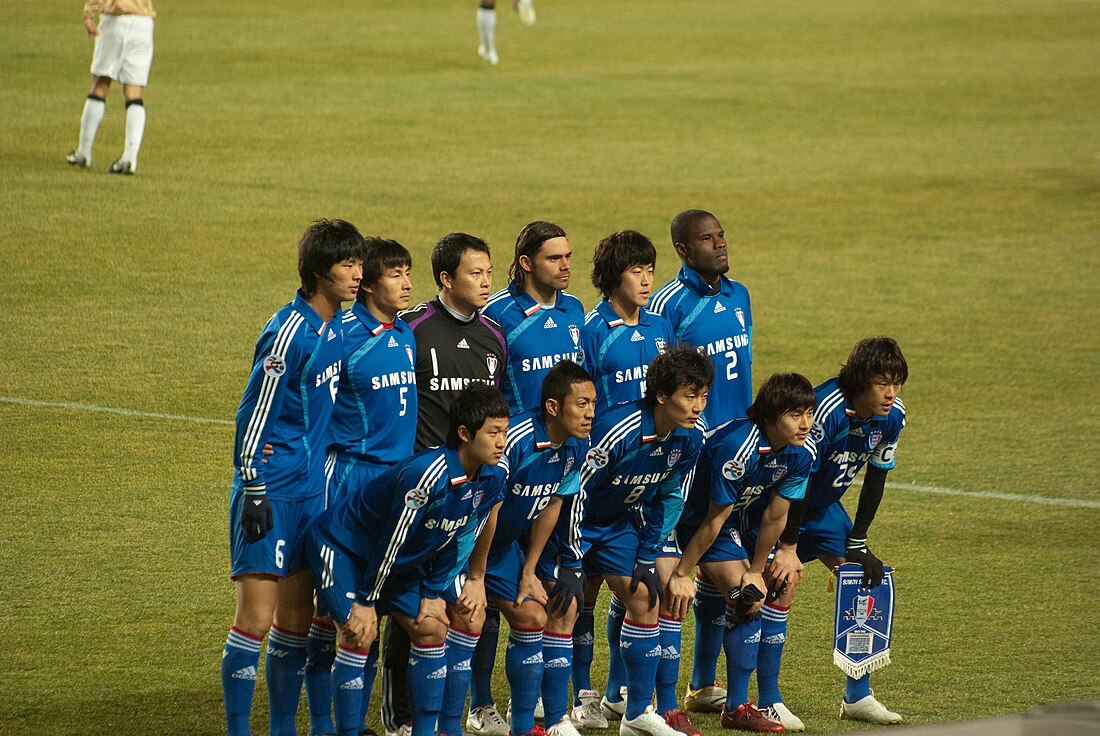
[682,417,817,537]
[483,284,587,415]
[233,291,344,500]
[401,299,508,451]
[648,265,752,428]
[327,301,417,465]
[491,411,587,553]
[317,445,507,604]
[578,399,705,563]
[581,300,675,411]
[806,377,906,511]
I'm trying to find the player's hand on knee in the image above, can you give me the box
[456,578,487,616]
[630,559,661,609]
[415,596,450,630]
[739,570,767,615]
[665,572,695,621]
[845,537,885,588]
[241,490,274,542]
[345,603,378,650]
[517,570,549,607]
[766,546,803,591]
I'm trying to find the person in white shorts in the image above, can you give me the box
[66,1,155,175]
[475,0,535,67]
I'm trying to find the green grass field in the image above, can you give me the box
[2,1,1098,734]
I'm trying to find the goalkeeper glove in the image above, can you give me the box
[845,537,885,588]
[548,567,586,615]
[630,560,661,608]
[241,490,274,542]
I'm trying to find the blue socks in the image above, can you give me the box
[690,575,725,691]
[470,606,500,710]
[222,626,263,736]
[620,618,660,721]
[440,628,480,736]
[845,674,872,703]
[723,611,761,709]
[408,642,447,736]
[306,618,338,735]
[605,594,627,704]
[571,602,596,705]
[506,627,545,735]
[333,645,370,736]
[757,603,789,708]
[656,616,682,714]
[542,631,574,727]
[267,625,309,736]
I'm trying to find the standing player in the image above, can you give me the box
[380,233,508,736]
[667,373,818,733]
[303,238,417,736]
[66,0,156,174]
[475,0,536,66]
[649,209,753,713]
[762,338,909,730]
[549,346,712,736]
[304,385,511,736]
[220,219,365,736]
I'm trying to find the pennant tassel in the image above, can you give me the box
[833,648,891,679]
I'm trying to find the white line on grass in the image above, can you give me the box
[4,394,1098,509]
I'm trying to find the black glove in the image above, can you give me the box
[726,582,764,626]
[630,560,661,608]
[241,490,274,542]
[845,537,885,588]
[548,567,586,615]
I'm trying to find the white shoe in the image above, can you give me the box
[765,702,805,732]
[548,716,583,736]
[682,682,726,714]
[840,693,903,724]
[508,697,546,723]
[599,694,625,721]
[468,704,510,736]
[477,43,499,66]
[66,150,90,168]
[618,712,679,736]
[515,0,536,26]
[572,690,610,729]
[385,724,412,736]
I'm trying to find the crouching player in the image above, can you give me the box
[304,385,510,736]
[549,346,712,736]
[763,338,908,728]
[221,219,365,736]
[667,373,819,733]
[437,361,596,736]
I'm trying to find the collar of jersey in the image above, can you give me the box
[840,387,891,426]
[678,265,735,297]
[441,446,471,486]
[293,290,329,335]
[510,283,563,315]
[351,300,408,336]
[595,298,654,328]
[637,401,687,445]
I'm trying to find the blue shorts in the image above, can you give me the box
[229,478,323,578]
[797,501,852,562]
[658,531,682,559]
[326,452,393,508]
[578,517,640,578]
[305,525,422,622]
[675,522,750,565]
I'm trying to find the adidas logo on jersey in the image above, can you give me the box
[231,666,258,681]
[712,301,727,315]
[457,338,470,349]
[650,446,664,457]
[339,676,364,690]
[545,657,571,669]
[522,652,544,665]
[327,329,338,341]
[544,316,558,329]
[549,453,560,463]
[428,666,448,680]
[462,488,473,500]
[388,335,399,348]
[630,330,644,342]
[850,427,866,437]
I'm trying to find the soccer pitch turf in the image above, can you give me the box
[1,1,1098,733]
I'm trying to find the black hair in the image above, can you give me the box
[297,219,366,297]
[837,337,909,397]
[432,233,491,288]
[359,237,412,293]
[509,221,568,292]
[540,360,594,413]
[644,345,715,405]
[590,230,657,299]
[746,373,817,427]
[670,209,716,248]
[446,383,510,448]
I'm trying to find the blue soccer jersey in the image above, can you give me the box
[681,418,817,540]
[483,284,587,415]
[327,302,418,466]
[581,300,675,411]
[233,291,344,500]
[648,265,752,428]
[577,399,705,565]
[806,377,906,511]
[312,446,507,606]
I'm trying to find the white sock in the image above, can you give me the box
[476,7,496,51]
[123,100,146,169]
[520,0,533,7]
[78,96,106,161]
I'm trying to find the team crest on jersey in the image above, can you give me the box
[655,338,667,353]
[473,489,484,509]
[486,354,498,377]
[404,487,429,510]
[811,423,825,443]
[569,325,580,348]
[868,430,883,450]
[406,346,415,367]
[667,449,681,467]
[735,307,745,328]
[263,355,286,377]
[722,459,746,481]
[586,447,609,469]
[772,467,787,483]
[563,457,575,475]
